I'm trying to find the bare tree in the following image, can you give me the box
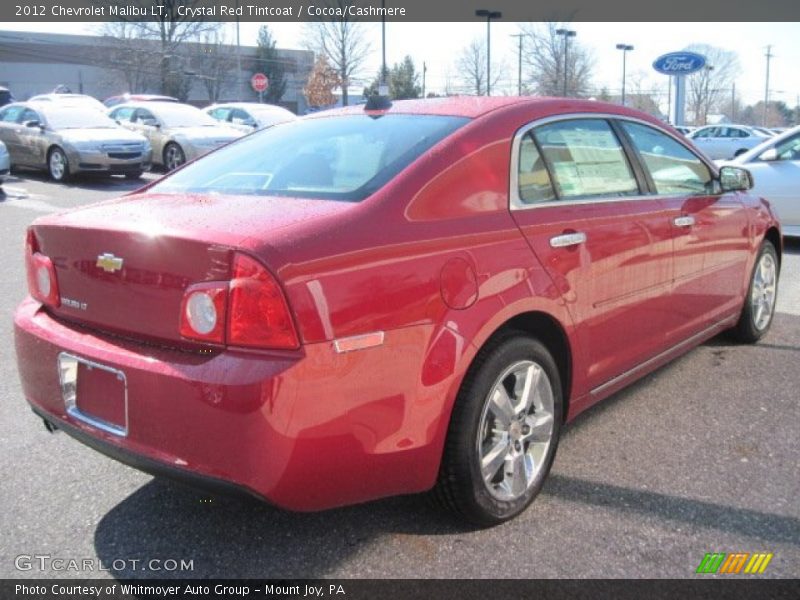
[97,0,220,97]
[519,22,595,97]
[456,38,503,96]
[303,1,371,106]
[97,22,158,93]
[684,44,739,125]
[192,31,238,103]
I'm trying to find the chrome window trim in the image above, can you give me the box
[509,112,718,212]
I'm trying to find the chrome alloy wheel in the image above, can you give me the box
[477,360,555,501]
[751,252,777,331]
[49,149,66,180]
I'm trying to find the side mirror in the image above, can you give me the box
[719,166,753,192]
[24,120,42,129]
[759,148,778,162]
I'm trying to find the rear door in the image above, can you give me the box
[510,117,675,393]
[618,120,751,341]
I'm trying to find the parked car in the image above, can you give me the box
[15,98,781,525]
[28,93,107,113]
[0,102,152,181]
[0,139,9,185]
[723,124,800,237]
[109,101,242,170]
[688,124,772,160]
[204,102,296,133]
[104,94,179,108]
[0,86,14,107]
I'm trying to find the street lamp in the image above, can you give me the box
[555,28,576,97]
[511,34,524,96]
[615,43,634,106]
[380,0,388,96]
[476,9,502,96]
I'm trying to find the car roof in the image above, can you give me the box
[312,96,670,123]
[208,102,294,111]
[111,101,197,110]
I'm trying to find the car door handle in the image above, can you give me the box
[673,216,696,228]
[549,232,587,248]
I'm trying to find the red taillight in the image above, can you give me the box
[178,253,299,350]
[25,229,60,307]
[179,282,228,344]
[228,253,299,349]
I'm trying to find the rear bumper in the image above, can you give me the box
[14,298,445,510]
[33,406,268,503]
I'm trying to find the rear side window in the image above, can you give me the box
[532,119,639,200]
[152,114,468,202]
[518,133,556,204]
[620,121,712,196]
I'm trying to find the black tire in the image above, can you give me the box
[731,240,779,343]
[47,146,70,182]
[163,143,185,171]
[124,171,144,180]
[433,330,563,526]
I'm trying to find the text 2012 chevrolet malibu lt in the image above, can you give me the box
[15,98,781,525]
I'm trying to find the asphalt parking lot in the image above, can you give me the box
[0,172,798,579]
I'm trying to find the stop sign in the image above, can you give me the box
[251,73,269,93]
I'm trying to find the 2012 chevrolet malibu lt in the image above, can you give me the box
[14,98,781,525]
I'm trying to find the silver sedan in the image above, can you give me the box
[724,125,800,237]
[109,101,242,171]
[688,124,772,160]
[0,102,152,181]
[205,102,296,134]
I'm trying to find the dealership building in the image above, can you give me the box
[0,29,315,114]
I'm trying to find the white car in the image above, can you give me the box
[205,102,296,134]
[724,125,800,237]
[689,125,772,160]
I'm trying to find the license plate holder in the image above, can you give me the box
[58,352,128,437]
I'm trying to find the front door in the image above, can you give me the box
[510,117,675,394]
[618,120,751,341]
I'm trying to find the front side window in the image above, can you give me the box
[773,133,800,161]
[151,114,468,202]
[621,121,712,196]
[532,119,639,200]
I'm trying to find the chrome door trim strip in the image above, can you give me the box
[589,316,736,398]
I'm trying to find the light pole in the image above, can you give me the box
[380,0,388,95]
[702,65,714,125]
[511,34,524,96]
[476,9,502,96]
[555,28,576,97]
[764,45,773,126]
[615,43,633,106]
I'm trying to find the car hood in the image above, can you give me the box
[59,127,147,145]
[167,125,241,142]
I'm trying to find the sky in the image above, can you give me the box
[3,21,799,110]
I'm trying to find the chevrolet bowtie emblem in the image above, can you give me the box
[96,253,124,273]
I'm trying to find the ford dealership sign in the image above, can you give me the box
[652,52,707,76]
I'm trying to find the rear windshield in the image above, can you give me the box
[151,114,469,201]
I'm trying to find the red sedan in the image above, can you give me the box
[14,98,781,525]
